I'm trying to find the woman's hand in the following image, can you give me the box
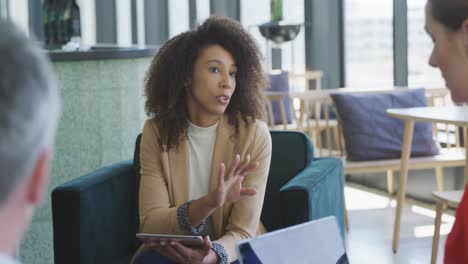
[146,236,217,264]
[185,154,259,230]
[208,154,259,208]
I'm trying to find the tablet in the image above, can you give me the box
[136,233,204,247]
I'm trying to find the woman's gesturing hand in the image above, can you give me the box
[208,154,259,208]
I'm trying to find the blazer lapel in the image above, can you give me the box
[209,115,235,238]
[168,138,190,205]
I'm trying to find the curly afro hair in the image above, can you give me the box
[144,15,267,151]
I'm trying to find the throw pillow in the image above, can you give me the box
[330,88,440,161]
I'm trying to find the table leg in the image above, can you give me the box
[431,201,444,264]
[343,196,350,232]
[392,119,415,253]
[299,99,305,126]
[464,127,468,184]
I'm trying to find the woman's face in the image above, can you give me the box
[186,44,237,126]
[425,1,468,104]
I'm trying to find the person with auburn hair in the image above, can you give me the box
[425,0,468,262]
[132,16,271,264]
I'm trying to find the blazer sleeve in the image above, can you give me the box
[214,121,272,262]
[138,120,186,235]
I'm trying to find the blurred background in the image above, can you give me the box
[1,1,448,263]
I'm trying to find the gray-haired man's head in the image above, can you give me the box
[0,20,60,207]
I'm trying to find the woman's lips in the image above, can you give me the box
[216,95,230,104]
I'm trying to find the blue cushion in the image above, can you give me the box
[267,71,293,125]
[330,88,440,161]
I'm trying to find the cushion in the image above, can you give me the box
[266,71,293,125]
[330,88,440,161]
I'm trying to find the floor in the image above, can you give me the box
[344,183,455,264]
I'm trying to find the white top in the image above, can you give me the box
[0,253,20,264]
[187,120,218,237]
[187,120,218,200]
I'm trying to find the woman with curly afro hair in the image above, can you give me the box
[132,16,272,264]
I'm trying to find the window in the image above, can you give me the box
[6,0,29,35]
[407,0,444,88]
[116,0,132,46]
[168,0,189,38]
[0,0,8,19]
[345,0,393,88]
[195,0,210,25]
[240,0,270,67]
[241,0,306,91]
[282,0,305,74]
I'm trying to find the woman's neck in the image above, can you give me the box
[188,108,221,127]
[188,115,220,127]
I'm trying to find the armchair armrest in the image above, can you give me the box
[280,157,345,239]
[52,160,138,264]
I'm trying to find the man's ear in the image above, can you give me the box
[461,19,468,53]
[27,149,51,205]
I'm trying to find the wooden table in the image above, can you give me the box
[288,86,449,103]
[387,106,468,253]
[431,190,463,264]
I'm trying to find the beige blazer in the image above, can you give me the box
[133,114,272,263]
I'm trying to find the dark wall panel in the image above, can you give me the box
[144,0,168,45]
[96,0,117,44]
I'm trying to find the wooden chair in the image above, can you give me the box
[288,70,323,91]
[430,190,464,264]
[266,89,340,158]
[264,91,340,158]
[265,70,340,156]
[265,92,297,131]
[290,70,336,153]
[298,96,340,158]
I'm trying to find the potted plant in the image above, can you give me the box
[259,0,301,44]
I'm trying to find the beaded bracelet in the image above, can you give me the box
[212,242,228,264]
[176,200,206,235]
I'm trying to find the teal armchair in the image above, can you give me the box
[52,131,344,264]
[262,131,345,236]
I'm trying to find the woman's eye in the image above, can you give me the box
[209,67,219,73]
[229,72,237,77]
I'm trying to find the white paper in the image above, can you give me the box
[237,217,346,264]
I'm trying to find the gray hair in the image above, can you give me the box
[0,20,60,206]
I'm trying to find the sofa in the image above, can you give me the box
[52,130,344,264]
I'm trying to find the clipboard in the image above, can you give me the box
[236,216,348,264]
